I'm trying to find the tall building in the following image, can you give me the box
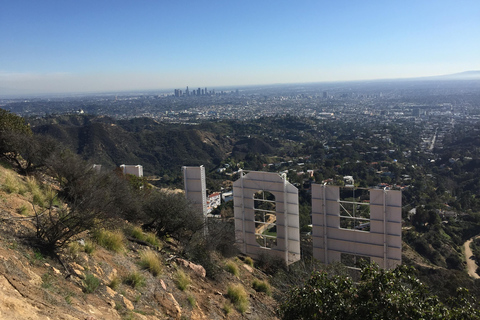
[186,86,189,96]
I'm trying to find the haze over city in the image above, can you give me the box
[1,0,480,95]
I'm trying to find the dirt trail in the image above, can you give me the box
[464,237,480,279]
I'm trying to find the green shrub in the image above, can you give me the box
[223,303,232,315]
[68,241,81,257]
[84,241,95,254]
[108,276,121,290]
[227,284,249,313]
[252,279,271,295]
[175,269,191,291]
[145,232,162,249]
[16,204,29,215]
[123,271,146,289]
[129,226,146,241]
[187,295,196,307]
[244,256,254,267]
[225,261,239,276]
[138,249,162,276]
[93,229,125,253]
[83,273,100,293]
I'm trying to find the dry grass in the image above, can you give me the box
[225,261,239,276]
[93,229,125,253]
[138,249,162,276]
[2,171,24,194]
[175,269,191,291]
[227,283,249,313]
[123,271,146,289]
[252,279,271,295]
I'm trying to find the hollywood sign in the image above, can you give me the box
[184,167,401,268]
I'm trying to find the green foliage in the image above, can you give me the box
[123,271,146,289]
[108,276,121,290]
[144,232,162,249]
[252,279,271,295]
[84,241,96,254]
[187,295,196,307]
[33,151,139,251]
[83,273,100,293]
[129,226,145,241]
[16,204,29,215]
[41,272,54,289]
[225,261,239,276]
[140,190,204,242]
[93,229,125,253]
[0,109,31,135]
[227,284,249,313]
[223,303,232,315]
[67,241,81,257]
[280,264,480,320]
[138,249,162,276]
[175,269,191,291]
[244,256,254,267]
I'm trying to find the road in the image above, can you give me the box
[464,237,480,279]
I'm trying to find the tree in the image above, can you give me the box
[280,264,479,320]
[140,190,204,243]
[34,151,138,251]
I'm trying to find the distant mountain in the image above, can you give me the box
[422,71,480,80]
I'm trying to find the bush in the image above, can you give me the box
[140,190,204,243]
[175,269,191,291]
[138,249,162,276]
[123,271,146,289]
[244,256,254,267]
[227,284,249,313]
[83,273,100,293]
[84,241,95,254]
[2,171,24,194]
[252,279,271,295]
[225,262,239,276]
[68,241,81,257]
[32,151,140,251]
[187,295,196,307]
[16,204,29,216]
[93,229,125,253]
[108,276,121,290]
[280,264,480,320]
[144,232,162,249]
[129,226,146,241]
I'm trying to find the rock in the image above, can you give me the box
[71,262,84,271]
[73,269,84,278]
[105,286,116,298]
[242,264,254,273]
[51,266,61,275]
[107,268,117,282]
[155,291,182,318]
[176,258,206,278]
[122,296,134,311]
[160,279,167,291]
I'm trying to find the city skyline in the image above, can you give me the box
[1,0,480,96]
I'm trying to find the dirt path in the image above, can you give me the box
[464,237,480,279]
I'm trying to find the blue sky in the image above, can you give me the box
[1,0,479,95]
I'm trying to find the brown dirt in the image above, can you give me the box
[0,166,280,320]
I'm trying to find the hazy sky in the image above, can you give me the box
[1,0,480,95]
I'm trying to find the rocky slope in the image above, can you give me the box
[0,165,279,320]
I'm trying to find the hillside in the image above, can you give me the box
[30,115,248,177]
[0,165,279,320]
